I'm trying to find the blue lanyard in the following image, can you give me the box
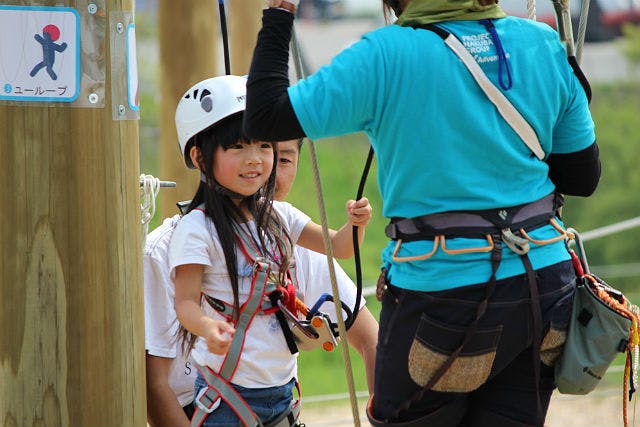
[479,18,513,90]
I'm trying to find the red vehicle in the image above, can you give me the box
[499,0,640,41]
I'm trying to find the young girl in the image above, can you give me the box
[169,75,371,427]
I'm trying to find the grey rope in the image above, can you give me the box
[291,26,362,427]
[575,0,591,63]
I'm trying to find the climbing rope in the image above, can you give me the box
[587,278,640,427]
[575,0,591,63]
[139,174,175,246]
[291,26,362,427]
[526,0,536,21]
[140,174,160,247]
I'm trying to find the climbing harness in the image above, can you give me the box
[557,229,640,427]
[190,230,299,427]
[190,212,346,427]
[203,221,346,354]
[368,192,568,426]
[385,193,567,259]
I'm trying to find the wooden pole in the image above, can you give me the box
[0,1,145,426]
[228,0,263,75]
[158,0,218,219]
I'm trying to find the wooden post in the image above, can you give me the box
[228,0,263,75]
[158,0,218,219]
[0,2,145,426]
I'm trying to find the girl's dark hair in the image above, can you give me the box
[179,113,294,354]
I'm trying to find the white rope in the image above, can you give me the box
[140,174,161,247]
[291,25,361,427]
[577,216,640,242]
[526,0,537,21]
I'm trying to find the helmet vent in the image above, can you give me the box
[199,89,211,100]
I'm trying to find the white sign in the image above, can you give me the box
[0,6,80,103]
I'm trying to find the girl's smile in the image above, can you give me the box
[213,140,274,198]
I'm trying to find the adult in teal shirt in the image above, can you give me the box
[244,0,600,425]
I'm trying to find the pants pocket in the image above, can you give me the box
[540,326,567,366]
[408,313,502,393]
[540,284,573,367]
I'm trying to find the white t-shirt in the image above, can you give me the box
[144,215,197,407]
[169,201,311,388]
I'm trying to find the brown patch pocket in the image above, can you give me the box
[540,327,567,366]
[408,313,502,393]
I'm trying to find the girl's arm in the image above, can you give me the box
[297,197,372,259]
[174,264,235,356]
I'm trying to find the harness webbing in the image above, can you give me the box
[192,258,272,427]
[192,221,305,427]
[368,193,560,425]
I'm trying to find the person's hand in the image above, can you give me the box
[265,0,299,13]
[203,320,236,355]
[346,197,372,228]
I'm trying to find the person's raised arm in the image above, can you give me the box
[297,197,372,259]
[244,5,305,141]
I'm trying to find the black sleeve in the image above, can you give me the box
[545,141,601,197]
[244,8,305,142]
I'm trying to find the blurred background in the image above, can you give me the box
[134,1,640,425]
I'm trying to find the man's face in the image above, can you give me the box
[274,139,300,201]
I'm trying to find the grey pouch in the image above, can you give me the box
[555,273,631,394]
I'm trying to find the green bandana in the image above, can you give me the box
[396,0,506,26]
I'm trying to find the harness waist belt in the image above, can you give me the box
[385,193,562,242]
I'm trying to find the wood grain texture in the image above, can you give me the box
[158,0,216,218]
[0,1,145,426]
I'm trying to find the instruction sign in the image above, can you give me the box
[0,6,80,103]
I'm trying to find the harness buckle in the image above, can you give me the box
[501,228,530,255]
[195,386,221,414]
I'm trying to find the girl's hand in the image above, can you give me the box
[203,320,236,355]
[346,197,372,228]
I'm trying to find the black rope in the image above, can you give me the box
[218,0,231,75]
[346,147,375,329]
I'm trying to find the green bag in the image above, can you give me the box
[554,272,632,394]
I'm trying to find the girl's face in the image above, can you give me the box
[213,139,274,199]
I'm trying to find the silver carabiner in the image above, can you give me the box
[501,228,530,255]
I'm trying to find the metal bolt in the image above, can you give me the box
[88,93,99,104]
[118,105,126,116]
[87,3,98,14]
[116,22,124,33]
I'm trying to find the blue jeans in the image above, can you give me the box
[373,260,575,427]
[194,373,295,426]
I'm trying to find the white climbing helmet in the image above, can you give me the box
[175,75,247,168]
